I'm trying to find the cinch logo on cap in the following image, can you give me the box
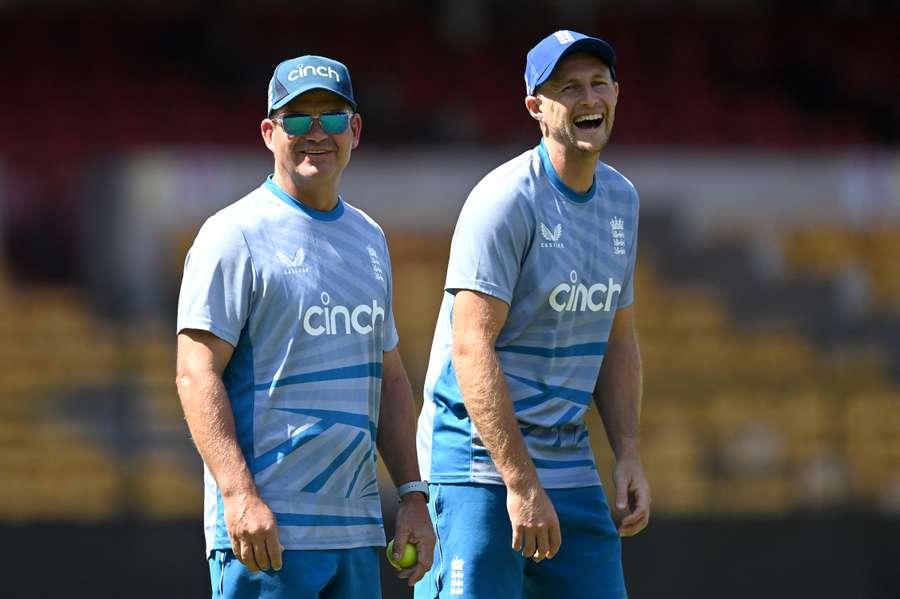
[554,30,575,44]
[267,55,356,115]
[287,64,341,83]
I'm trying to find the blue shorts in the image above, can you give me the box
[414,483,626,599]
[209,547,381,599]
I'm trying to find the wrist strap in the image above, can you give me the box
[397,480,429,501]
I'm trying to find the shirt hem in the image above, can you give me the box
[444,280,513,306]
[177,318,239,348]
[208,536,386,554]
[429,472,603,490]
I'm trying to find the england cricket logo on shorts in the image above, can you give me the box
[539,222,564,249]
[449,556,464,595]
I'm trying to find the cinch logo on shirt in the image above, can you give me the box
[301,291,384,336]
[548,270,621,312]
[287,65,341,82]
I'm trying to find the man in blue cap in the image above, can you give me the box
[415,31,650,598]
[176,54,434,598]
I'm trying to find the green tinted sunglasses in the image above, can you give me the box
[274,112,352,136]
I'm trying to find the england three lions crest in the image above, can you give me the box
[610,217,626,256]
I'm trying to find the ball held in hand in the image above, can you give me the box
[386,539,417,570]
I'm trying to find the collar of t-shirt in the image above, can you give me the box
[264,175,346,221]
[537,140,596,204]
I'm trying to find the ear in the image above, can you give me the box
[350,112,362,150]
[525,95,543,123]
[261,118,277,151]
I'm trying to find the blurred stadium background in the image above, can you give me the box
[2,0,899,597]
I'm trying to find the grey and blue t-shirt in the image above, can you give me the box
[177,176,398,553]
[417,141,639,489]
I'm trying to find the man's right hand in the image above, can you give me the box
[223,493,284,572]
[506,485,562,562]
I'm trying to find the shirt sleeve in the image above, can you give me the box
[381,235,400,352]
[176,215,255,347]
[444,184,530,305]
[616,187,640,309]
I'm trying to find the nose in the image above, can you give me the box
[304,119,329,142]
[581,84,603,107]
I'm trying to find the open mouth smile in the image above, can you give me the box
[574,113,604,130]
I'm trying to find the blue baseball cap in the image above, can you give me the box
[267,55,356,115]
[525,30,617,95]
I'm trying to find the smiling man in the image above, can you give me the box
[415,31,650,599]
[176,55,434,599]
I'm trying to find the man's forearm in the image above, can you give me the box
[454,341,538,492]
[377,353,421,485]
[176,369,257,498]
[593,330,642,460]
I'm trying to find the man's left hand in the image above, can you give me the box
[392,493,435,586]
[613,457,650,537]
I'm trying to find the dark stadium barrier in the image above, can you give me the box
[2,516,897,598]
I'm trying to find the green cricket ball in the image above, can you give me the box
[386,539,417,570]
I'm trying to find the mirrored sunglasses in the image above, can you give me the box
[275,112,352,136]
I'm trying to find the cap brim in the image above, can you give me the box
[269,84,357,115]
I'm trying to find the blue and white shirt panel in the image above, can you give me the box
[178,176,398,554]
[417,142,639,489]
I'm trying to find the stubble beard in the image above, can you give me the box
[562,123,609,156]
